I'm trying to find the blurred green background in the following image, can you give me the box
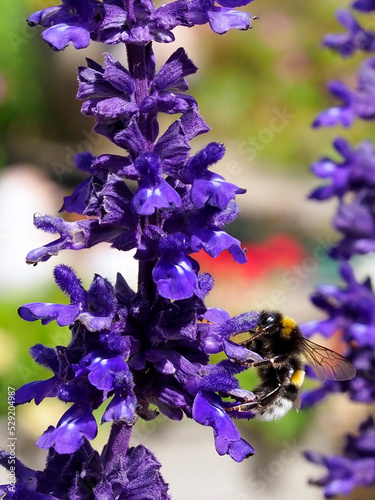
[0,1,374,499]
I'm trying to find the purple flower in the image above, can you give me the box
[37,404,98,454]
[301,263,375,407]
[305,417,375,497]
[331,191,375,258]
[309,138,375,201]
[27,0,103,50]
[152,248,200,300]
[96,0,190,44]
[131,153,181,215]
[309,125,375,260]
[313,58,375,128]
[324,9,375,57]
[193,392,254,462]
[188,207,246,262]
[187,0,255,35]
[19,265,118,331]
[183,142,246,209]
[25,214,123,265]
[302,263,375,346]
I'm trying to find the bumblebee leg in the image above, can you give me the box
[239,354,289,368]
[226,385,281,413]
[225,400,259,412]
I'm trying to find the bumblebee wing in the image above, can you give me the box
[299,337,356,382]
[293,390,302,412]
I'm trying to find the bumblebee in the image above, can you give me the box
[226,310,356,421]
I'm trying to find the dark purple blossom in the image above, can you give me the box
[25,214,124,265]
[353,0,375,12]
[94,0,190,44]
[309,134,375,259]
[19,265,118,331]
[152,234,200,300]
[28,0,256,49]
[37,404,98,454]
[330,190,375,258]
[301,262,375,344]
[305,417,375,497]
[27,0,103,50]
[323,9,375,57]
[183,142,246,209]
[0,426,171,499]
[187,0,255,35]
[131,153,181,215]
[193,392,254,462]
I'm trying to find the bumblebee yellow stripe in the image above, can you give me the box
[290,369,305,388]
[281,316,297,336]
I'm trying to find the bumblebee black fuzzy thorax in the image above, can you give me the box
[243,311,303,361]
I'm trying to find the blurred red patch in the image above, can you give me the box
[194,234,305,281]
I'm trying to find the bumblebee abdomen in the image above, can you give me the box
[290,369,305,388]
[256,397,294,421]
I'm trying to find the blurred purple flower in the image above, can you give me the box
[305,417,375,497]
[313,58,375,128]
[310,138,375,200]
[353,0,375,12]
[324,9,375,57]
[301,263,375,407]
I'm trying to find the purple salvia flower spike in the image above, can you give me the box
[303,2,375,495]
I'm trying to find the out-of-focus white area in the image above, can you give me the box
[0,165,138,295]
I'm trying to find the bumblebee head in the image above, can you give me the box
[258,311,298,338]
[258,311,282,330]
